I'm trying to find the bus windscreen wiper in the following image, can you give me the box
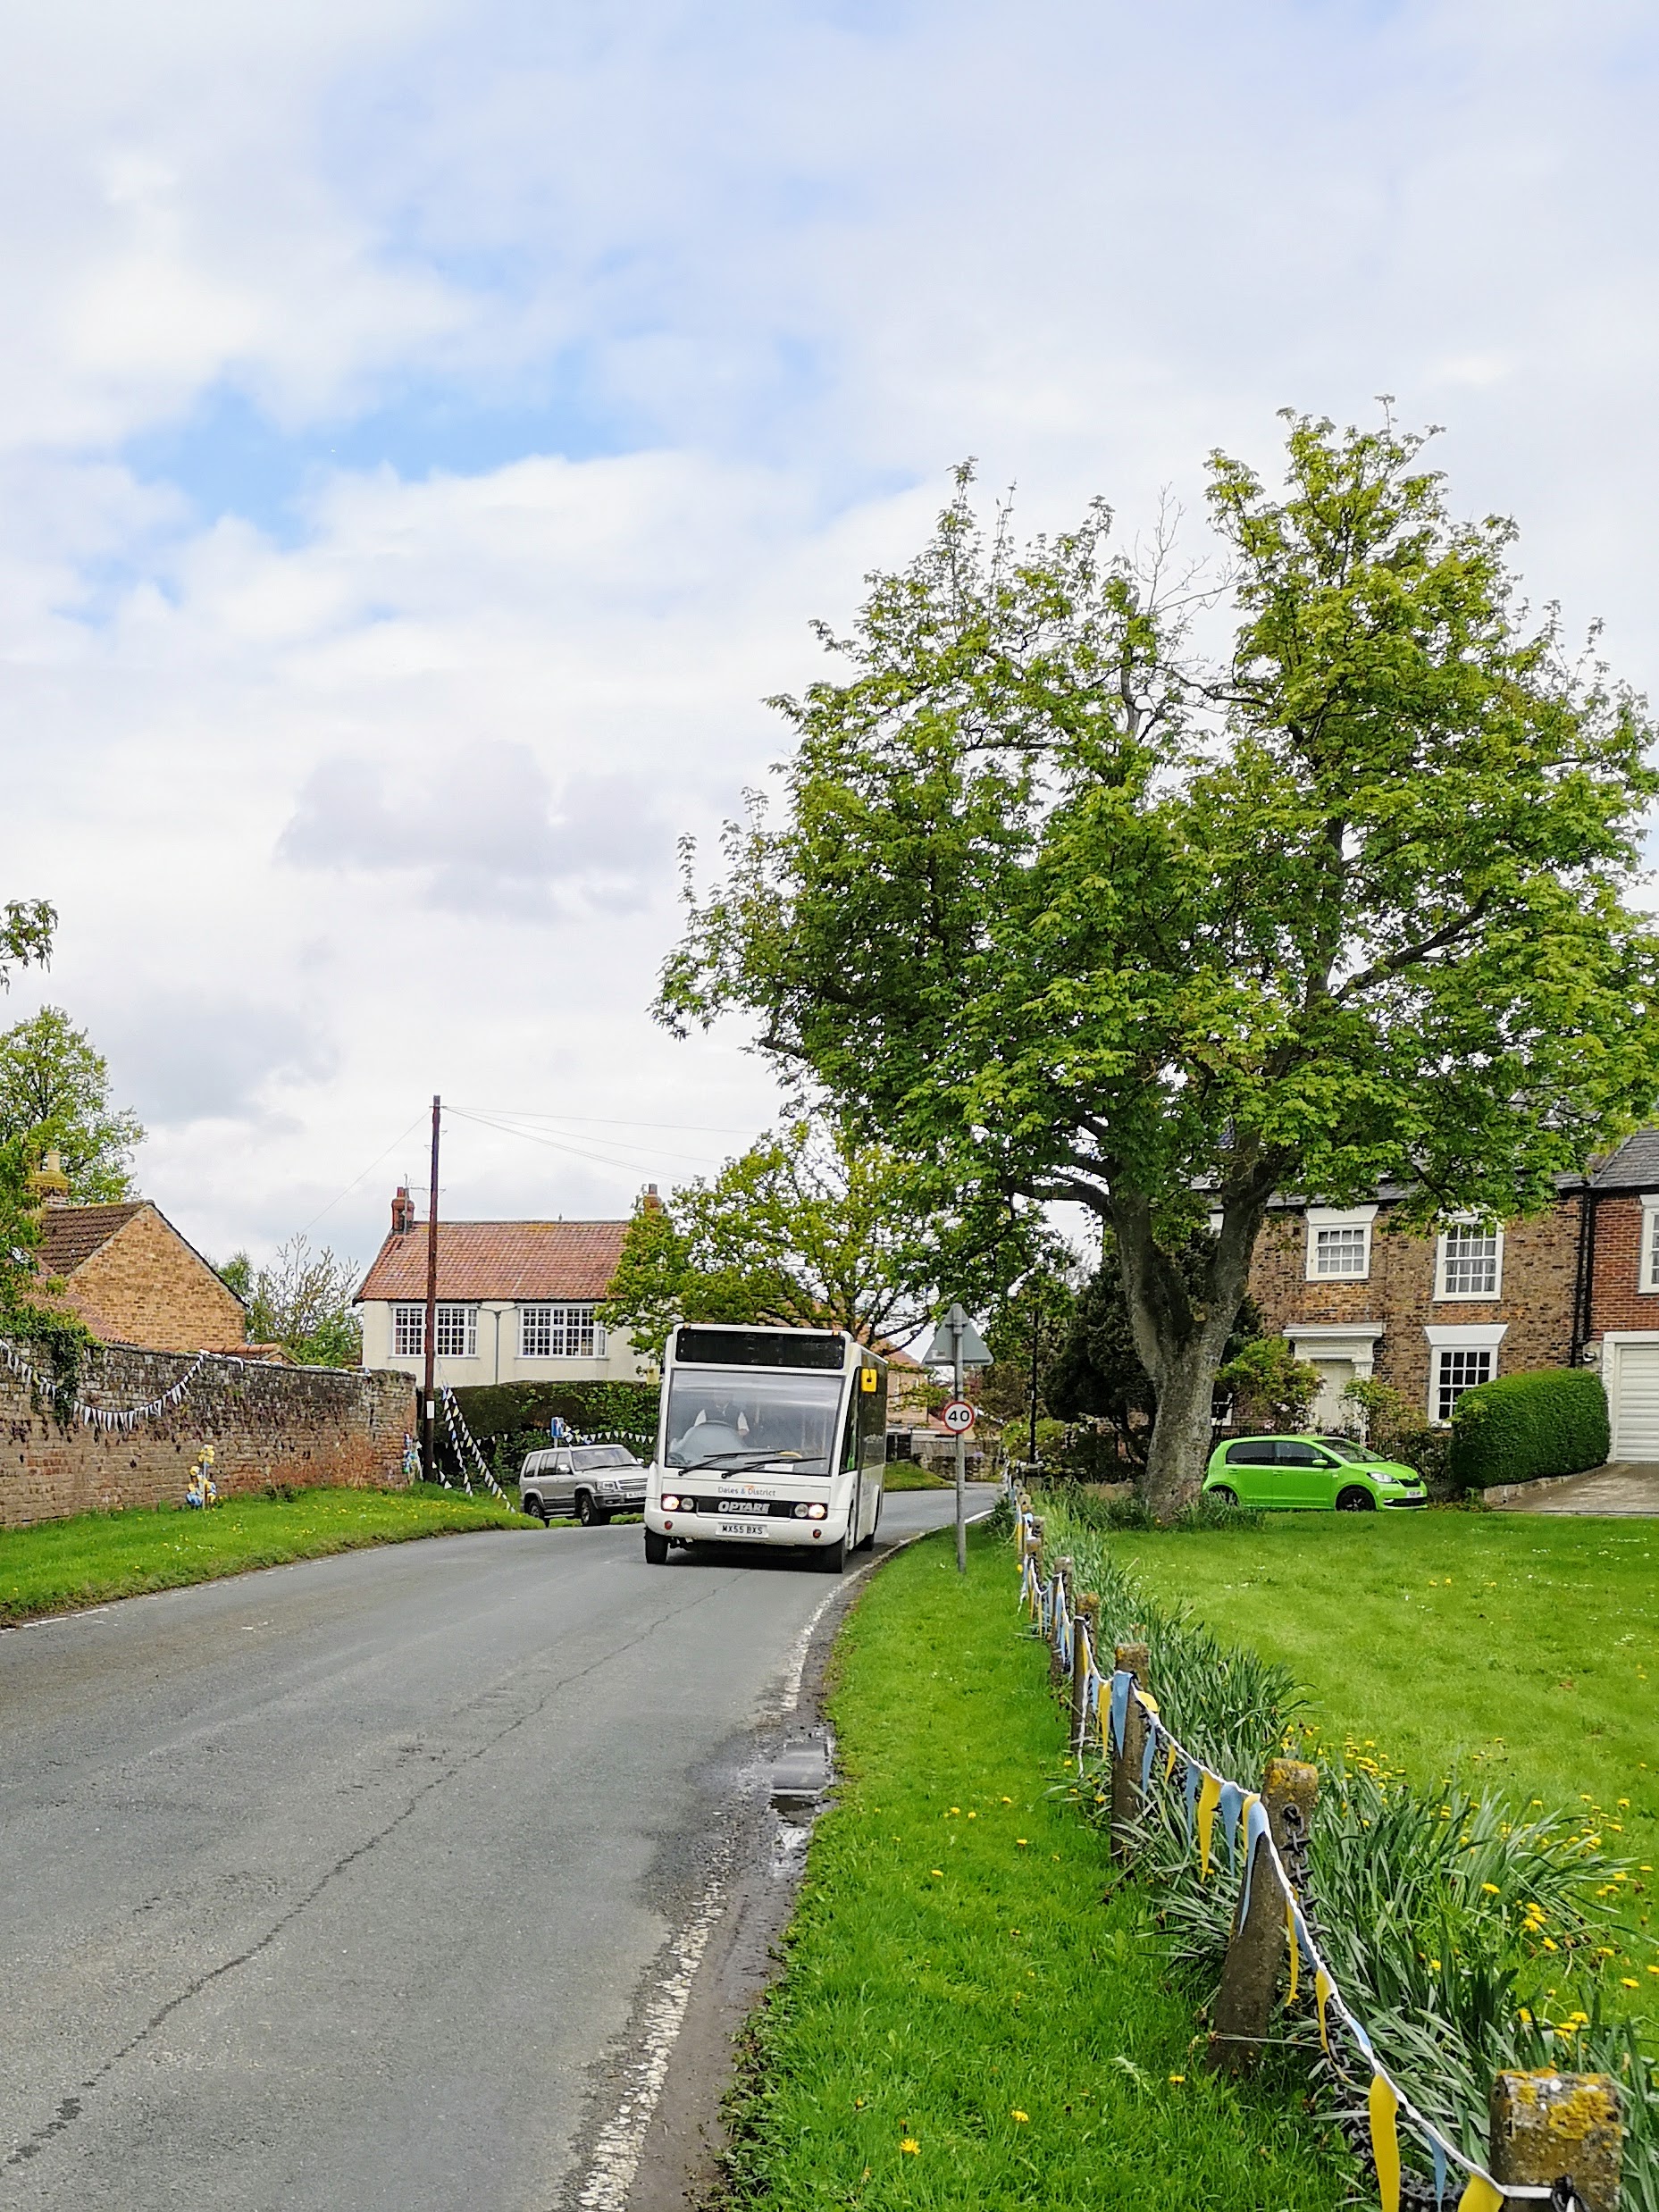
[677,1450,828,1471]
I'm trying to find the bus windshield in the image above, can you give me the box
[664,1368,844,1472]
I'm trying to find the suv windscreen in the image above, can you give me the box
[572,1445,640,1470]
[665,1368,843,1471]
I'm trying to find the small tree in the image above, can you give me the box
[222,1237,362,1367]
[1216,1336,1320,1433]
[660,414,1659,1518]
[0,1007,144,1201]
[599,1115,1026,1357]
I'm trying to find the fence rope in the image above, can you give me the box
[1010,1488,1552,2212]
[438,1386,512,1504]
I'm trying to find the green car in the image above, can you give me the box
[1203,1434,1428,1512]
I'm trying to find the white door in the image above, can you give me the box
[1612,1343,1659,1459]
[1311,1359,1355,1430]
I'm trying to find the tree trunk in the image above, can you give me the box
[1140,1332,1230,1522]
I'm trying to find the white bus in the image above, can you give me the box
[643,1324,888,1572]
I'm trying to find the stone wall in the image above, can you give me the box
[1,1345,417,1528]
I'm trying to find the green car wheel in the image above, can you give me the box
[1210,1485,1237,1506]
[1335,1486,1376,1512]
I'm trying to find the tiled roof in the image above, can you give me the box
[1591,1130,1659,1192]
[355,1219,628,1304]
[34,1202,147,1276]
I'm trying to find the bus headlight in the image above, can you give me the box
[792,1502,827,1521]
[660,1494,683,1512]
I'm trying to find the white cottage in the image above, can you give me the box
[354,1188,650,1389]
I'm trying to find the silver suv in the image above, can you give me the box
[519,1443,649,1527]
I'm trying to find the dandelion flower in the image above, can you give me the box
[1017,1838,1028,1848]
[900,2138,920,2156]
[930,1868,944,1878]
[1168,2074,1186,2084]
[1010,2109,1028,2123]
[1481,1882,1500,1896]
[1622,1978,1640,1989]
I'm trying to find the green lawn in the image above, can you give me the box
[726,1525,1349,2211]
[0,1482,533,1625]
[1107,1510,1659,1994]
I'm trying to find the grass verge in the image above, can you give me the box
[0,1482,532,1626]
[724,1523,1350,2211]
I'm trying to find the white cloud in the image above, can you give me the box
[2,0,1657,1266]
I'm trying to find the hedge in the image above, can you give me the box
[1446,1366,1609,1493]
[449,1379,660,1447]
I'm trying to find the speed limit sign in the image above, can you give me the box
[941,1398,976,1436]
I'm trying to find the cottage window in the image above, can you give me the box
[1304,1207,1375,1281]
[394,1303,424,1356]
[1436,1223,1503,1300]
[1641,1197,1659,1292]
[1435,1345,1493,1421]
[433,1303,477,1359]
[520,1303,605,1359]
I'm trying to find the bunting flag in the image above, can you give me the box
[1286,1900,1301,2004]
[1314,1965,1334,2050]
[1139,1722,1158,1797]
[3,1340,214,1428]
[1109,1671,1131,1758]
[1454,2176,1504,2212]
[1236,1797,1269,1928]
[1164,1739,1179,1782]
[1369,2074,1402,2212]
[1184,1757,1201,1843]
[1217,1779,1243,1871]
[1196,1771,1222,1878]
[1431,2140,1447,2211]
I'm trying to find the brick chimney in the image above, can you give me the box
[26,1148,71,1210]
[641,1182,663,1213]
[390,1186,417,1235]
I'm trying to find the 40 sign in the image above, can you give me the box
[940,1399,976,1437]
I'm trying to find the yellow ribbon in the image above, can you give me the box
[1137,1691,1160,1717]
[1368,2074,1401,2212]
[1196,1772,1222,1878]
[1454,2178,1504,2212]
[1313,1964,1332,2047]
[1286,1901,1300,2003]
[1164,1739,1179,1781]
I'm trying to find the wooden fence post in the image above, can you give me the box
[1206,1757,1319,2074]
[1070,1594,1100,1755]
[1050,1556,1073,1688]
[1110,1641,1151,1862]
[1489,2072,1622,2212]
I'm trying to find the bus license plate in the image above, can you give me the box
[719,1521,769,1538]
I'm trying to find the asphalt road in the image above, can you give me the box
[0,1489,961,2211]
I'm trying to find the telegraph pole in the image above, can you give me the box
[422,1094,440,1483]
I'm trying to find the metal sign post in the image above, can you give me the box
[925,1303,991,1577]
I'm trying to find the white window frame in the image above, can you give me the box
[433,1303,478,1359]
[518,1302,606,1360]
[393,1303,424,1357]
[1422,1322,1507,1424]
[1434,1218,1504,1301]
[1639,1195,1659,1293]
[1304,1205,1377,1283]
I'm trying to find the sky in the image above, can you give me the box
[2,0,1657,1275]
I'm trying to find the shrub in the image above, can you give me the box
[1447,1367,1609,1494]
[450,1379,659,1449]
[1216,1335,1320,1432]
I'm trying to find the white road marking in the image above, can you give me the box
[573,1876,727,2212]
[3,1605,114,1636]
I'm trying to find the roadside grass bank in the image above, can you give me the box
[1102,1509,1659,1905]
[724,1523,1350,2212]
[1028,1488,1656,2202]
[0,1482,532,1626]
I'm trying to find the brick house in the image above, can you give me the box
[354,1188,650,1389]
[1244,1129,1659,1454]
[29,1165,248,1355]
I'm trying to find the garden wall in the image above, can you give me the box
[0,1345,416,1528]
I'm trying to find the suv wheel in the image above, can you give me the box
[644,1528,669,1565]
[576,1490,604,1527]
[524,1495,549,1524]
[1336,1486,1376,1512]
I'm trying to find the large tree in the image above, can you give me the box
[658,414,1659,1517]
[599,1115,1025,1357]
[0,1007,144,1202]
[1,900,54,993]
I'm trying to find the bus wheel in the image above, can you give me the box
[817,1539,846,1575]
[644,1529,669,1564]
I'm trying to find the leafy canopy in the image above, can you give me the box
[598,1116,1024,1358]
[658,412,1659,1511]
[220,1236,363,1368]
[0,1007,145,1202]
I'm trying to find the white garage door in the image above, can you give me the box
[1612,1343,1659,1459]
